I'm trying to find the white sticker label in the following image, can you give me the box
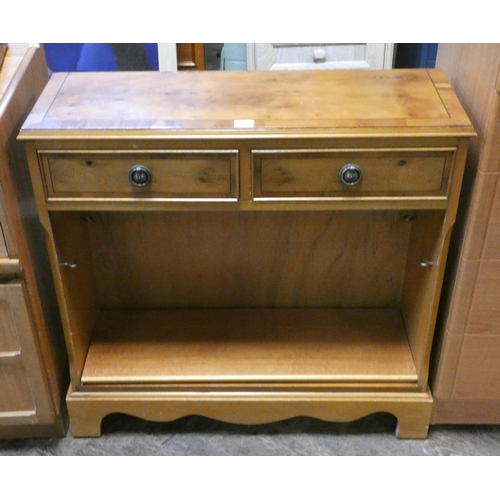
[234,119,255,128]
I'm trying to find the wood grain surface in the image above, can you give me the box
[20,69,474,135]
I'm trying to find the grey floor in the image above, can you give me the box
[1,413,500,456]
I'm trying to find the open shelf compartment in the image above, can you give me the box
[81,308,418,385]
[50,208,442,392]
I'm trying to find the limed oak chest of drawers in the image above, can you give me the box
[19,69,474,438]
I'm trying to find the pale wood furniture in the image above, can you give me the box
[20,69,473,438]
[0,44,67,437]
[248,44,394,70]
[430,44,500,423]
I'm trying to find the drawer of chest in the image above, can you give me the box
[252,150,453,200]
[39,151,239,200]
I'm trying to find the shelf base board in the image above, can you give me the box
[82,308,418,385]
[66,387,433,439]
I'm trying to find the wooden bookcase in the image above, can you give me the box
[19,69,474,438]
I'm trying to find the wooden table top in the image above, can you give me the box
[20,68,475,139]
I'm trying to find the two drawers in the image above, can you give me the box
[39,148,453,204]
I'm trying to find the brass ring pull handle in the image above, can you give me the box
[339,163,363,186]
[129,165,152,187]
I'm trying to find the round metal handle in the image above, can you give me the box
[339,164,363,186]
[129,165,152,187]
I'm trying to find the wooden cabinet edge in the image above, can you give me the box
[0,44,68,437]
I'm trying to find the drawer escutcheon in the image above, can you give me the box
[129,165,152,187]
[339,163,363,186]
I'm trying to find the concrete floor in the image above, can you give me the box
[1,413,499,455]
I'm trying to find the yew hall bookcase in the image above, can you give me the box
[19,69,474,438]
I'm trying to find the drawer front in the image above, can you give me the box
[0,281,36,415]
[41,151,239,200]
[0,365,36,414]
[253,150,452,199]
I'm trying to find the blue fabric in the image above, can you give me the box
[77,43,118,71]
[44,43,84,71]
[44,43,159,72]
[143,43,159,71]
